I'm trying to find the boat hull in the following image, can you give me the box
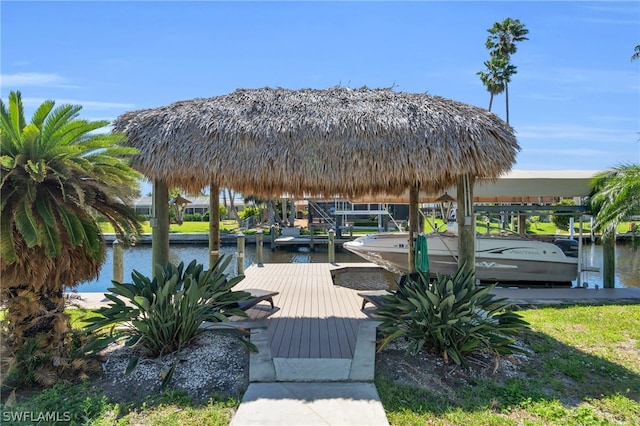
[343,233,578,284]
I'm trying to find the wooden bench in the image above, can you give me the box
[357,273,421,310]
[357,290,389,310]
[236,288,279,311]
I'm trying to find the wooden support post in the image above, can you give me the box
[602,226,615,288]
[309,228,315,252]
[328,229,335,264]
[256,230,264,266]
[289,200,296,226]
[270,225,277,251]
[408,184,419,273]
[209,183,220,268]
[112,239,124,283]
[151,179,170,275]
[518,215,527,235]
[457,174,476,282]
[281,197,287,225]
[237,232,245,275]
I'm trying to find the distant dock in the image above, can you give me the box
[274,235,354,248]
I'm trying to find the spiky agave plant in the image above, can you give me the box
[84,256,258,389]
[376,267,530,366]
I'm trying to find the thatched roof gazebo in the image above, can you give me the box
[114,87,519,275]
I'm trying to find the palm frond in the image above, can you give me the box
[30,99,55,128]
[14,197,40,248]
[591,163,640,231]
[0,97,23,151]
[57,205,84,247]
[40,104,82,146]
[8,91,27,137]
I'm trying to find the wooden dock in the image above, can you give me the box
[234,263,370,359]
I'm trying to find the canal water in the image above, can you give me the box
[73,242,639,293]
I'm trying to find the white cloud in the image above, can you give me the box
[0,72,79,88]
[22,97,135,110]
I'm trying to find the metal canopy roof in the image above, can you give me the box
[354,170,598,203]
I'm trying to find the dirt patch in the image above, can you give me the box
[375,338,532,401]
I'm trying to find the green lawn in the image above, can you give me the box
[378,304,640,425]
[3,304,639,425]
[99,219,634,238]
[99,220,239,234]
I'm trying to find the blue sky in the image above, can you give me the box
[2,1,639,173]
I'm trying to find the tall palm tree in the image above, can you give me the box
[478,18,528,124]
[1,91,141,387]
[590,164,640,287]
[485,18,529,58]
[477,56,511,112]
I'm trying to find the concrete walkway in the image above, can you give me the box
[229,320,389,426]
[230,382,388,426]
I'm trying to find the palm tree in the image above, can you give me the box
[477,56,509,112]
[478,18,528,124]
[590,164,640,287]
[1,91,141,388]
[485,18,529,58]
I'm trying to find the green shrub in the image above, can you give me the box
[376,267,530,366]
[239,206,260,220]
[551,199,577,230]
[354,220,379,227]
[84,256,256,388]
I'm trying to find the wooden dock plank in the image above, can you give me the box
[235,263,368,359]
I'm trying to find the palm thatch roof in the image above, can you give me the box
[113,87,519,197]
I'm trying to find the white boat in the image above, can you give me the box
[343,231,580,285]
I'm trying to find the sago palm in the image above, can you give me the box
[591,164,640,231]
[0,91,141,389]
[590,163,640,287]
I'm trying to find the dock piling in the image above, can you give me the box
[310,229,315,251]
[237,232,245,275]
[328,229,335,264]
[257,230,264,266]
[112,239,124,283]
[270,225,277,251]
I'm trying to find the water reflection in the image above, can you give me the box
[75,242,639,293]
[580,243,640,288]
